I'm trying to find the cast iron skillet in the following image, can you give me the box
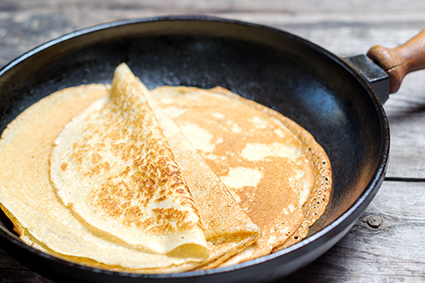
[0,16,424,283]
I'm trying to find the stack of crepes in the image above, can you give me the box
[0,63,331,273]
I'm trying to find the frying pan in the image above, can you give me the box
[0,15,424,283]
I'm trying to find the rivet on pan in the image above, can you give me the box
[366,215,382,228]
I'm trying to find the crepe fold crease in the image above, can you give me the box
[0,63,331,273]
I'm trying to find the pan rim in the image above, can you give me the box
[0,15,390,280]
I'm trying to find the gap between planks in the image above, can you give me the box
[385,177,425,182]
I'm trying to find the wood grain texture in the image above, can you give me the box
[286,181,425,282]
[1,0,425,282]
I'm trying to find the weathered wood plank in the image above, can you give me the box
[1,0,425,64]
[283,180,425,282]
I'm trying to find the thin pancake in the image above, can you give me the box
[0,85,207,272]
[113,65,261,268]
[0,64,330,272]
[50,64,208,256]
[149,86,331,263]
[112,65,260,246]
[0,64,262,272]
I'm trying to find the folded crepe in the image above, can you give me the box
[0,63,330,272]
[50,65,209,256]
[0,84,209,272]
[0,64,262,272]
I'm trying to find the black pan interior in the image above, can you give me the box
[0,17,388,282]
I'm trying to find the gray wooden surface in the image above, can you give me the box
[1,0,425,282]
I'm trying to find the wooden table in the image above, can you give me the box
[1,1,425,282]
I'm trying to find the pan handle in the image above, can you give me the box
[367,29,425,93]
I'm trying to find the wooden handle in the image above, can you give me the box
[367,29,425,93]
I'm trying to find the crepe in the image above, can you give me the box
[0,84,206,272]
[0,64,261,272]
[147,97,261,269]
[50,64,208,256]
[68,64,260,267]
[0,63,330,272]
[0,84,221,272]
[148,86,331,263]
